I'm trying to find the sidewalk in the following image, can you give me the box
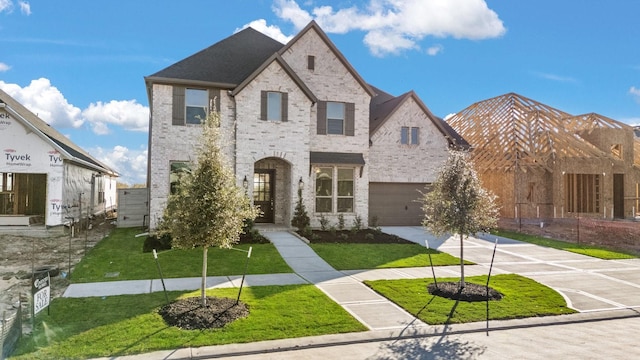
[63,227,640,359]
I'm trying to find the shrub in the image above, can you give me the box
[339,233,349,241]
[143,233,172,253]
[329,225,337,237]
[338,214,345,230]
[319,214,329,231]
[364,233,375,241]
[352,215,363,232]
[291,188,310,231]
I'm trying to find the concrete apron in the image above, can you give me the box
[381,226,640,314]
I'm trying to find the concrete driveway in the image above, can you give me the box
[381,226,640,313]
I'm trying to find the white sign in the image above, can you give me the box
[32,272,51,315]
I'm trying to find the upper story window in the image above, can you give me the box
[401,127,419,145]
[327,102,345,134]
[185,89,208,124]
[307,55,315,70]
[172,86,220,126]
[261,91,288,122]
[317,101,355,136]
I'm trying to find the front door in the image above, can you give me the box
[253,170,275,223]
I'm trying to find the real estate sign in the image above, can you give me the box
[32,270,50,315]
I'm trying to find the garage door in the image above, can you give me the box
[369,183,427,226]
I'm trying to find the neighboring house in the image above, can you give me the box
[145,21,465,229]
[0,89,118,227]
[447,92,640,219]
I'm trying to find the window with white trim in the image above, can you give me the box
[185,89,208,124]
[327,102,345,135]
[315,166,355,213]
[401,127,419,145]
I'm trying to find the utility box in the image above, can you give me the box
[117,188,148,228]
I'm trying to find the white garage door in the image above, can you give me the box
[369,183,427,226]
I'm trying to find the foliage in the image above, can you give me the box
[319,214,329,230]
[369,215,380,231]
[351,214,363,232]
[291,188,310,231]
[158,109,258,305]
[421,150,499,287]
[142,232,172,253]
[337,214,345,230]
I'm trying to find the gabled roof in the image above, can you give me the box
[231,53,317,103]
[0,89,116,175]
[369,85,469,149]
[447,92,638,172]
[145,27,285,87]
[280,21,375,98]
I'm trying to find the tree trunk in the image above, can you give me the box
[201,246,208,307]
[459,233,465,289]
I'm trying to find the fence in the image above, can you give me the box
[1,300,22,360]
[498,217,640,254]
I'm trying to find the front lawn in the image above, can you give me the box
[71,228,292,283]
[492,229,637,259]
[310,243,470,270]
[366,274,576,324]
[11,285,367,359]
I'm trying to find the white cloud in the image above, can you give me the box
[236,19,293,44]
[272,0,506,56]
[0,79,149,134]
[444,113,456,121]
[0,62,10,72]
[0,78,84,128]
[426,44,444,56]
[0,0,13,13]
[18,0,29,15]
[89,146,148,186]
[82,99,149,134]
[534,72,577,83]
[630,86,640,103]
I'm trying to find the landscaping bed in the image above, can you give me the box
[301,228,414,244]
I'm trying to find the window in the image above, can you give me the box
[315,167,333,212]
[315,167,355,213]
[611,144,623,160]
[401,127,419,145]
[327,102,345,134]
[565,173,600,213]
[307,55,315,70]
[185,89,208,124]
[169,161,191,195]
[317,101,354,136]
[337,168,354,212]
[261,91,288,121]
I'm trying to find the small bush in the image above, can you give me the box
[352,215,363,232]
[364,233,375,241]
[339,233,349,241]
[143,233,172,253]
[338,214,345,230]
[329,225,337,237]
[319,214,329,231]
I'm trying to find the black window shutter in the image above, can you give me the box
[260,91,268,121]
[317,101,327,134]
[172,86,185,126]
[282,92,288,122]
[345,102,355,136]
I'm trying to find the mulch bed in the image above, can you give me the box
[302,229,415,244]
[428,282,503,302]
[159,296,249,330]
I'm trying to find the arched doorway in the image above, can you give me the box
[253,158,292,225]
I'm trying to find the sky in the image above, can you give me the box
[1,0,639,186]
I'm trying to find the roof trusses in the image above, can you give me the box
[447,93,639,173]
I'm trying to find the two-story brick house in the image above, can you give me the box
[145,21,466,229]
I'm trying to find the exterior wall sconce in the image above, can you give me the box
[298,177,304,190]
[243,175,249,190]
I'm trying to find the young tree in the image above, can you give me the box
[159,109,257,306]
[421,150,499,288]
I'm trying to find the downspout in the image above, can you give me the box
[228,90,238,175]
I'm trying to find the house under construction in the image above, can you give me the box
[447,93,640,220]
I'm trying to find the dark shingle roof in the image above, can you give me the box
[148,27,285,86]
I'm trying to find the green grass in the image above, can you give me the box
[11,285,367,360]
[492,229,637,260]
[309,243,471,270]
[71,228,292,283]
[366,274,576,325]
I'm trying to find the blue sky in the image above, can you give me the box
[2,0,639,185]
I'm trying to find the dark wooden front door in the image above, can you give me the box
[253,170,275,223]
[613,174,624,218]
